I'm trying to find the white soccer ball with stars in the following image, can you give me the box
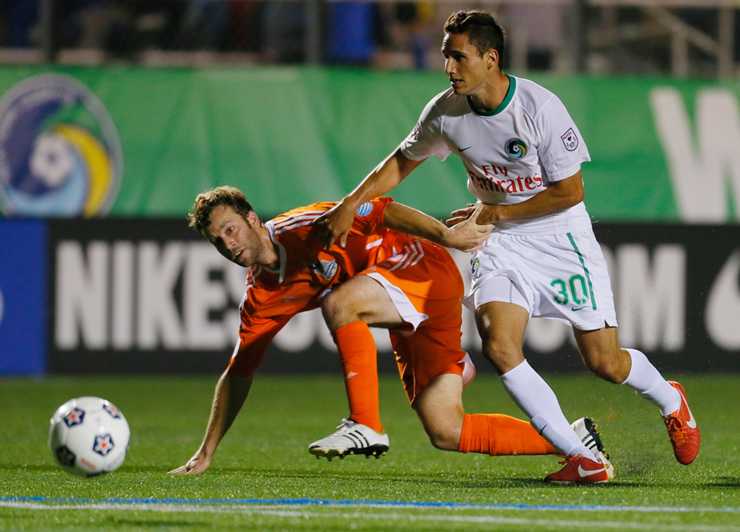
[48,396,130,476]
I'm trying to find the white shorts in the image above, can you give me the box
[465,228,618,331]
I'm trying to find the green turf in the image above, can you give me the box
[1,374,738,530]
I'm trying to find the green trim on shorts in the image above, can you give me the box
[566,232,597,310]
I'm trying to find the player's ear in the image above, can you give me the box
[246,210,260,227]
[487,49,498,69]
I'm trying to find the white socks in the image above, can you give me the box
[501,360,596,460]
[623,348,681,416]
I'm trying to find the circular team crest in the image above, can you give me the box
[505,138,527,160]
[0,74,123,216]
[355,201,373,217]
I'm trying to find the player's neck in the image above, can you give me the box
[468,72,510,114]
[258,226,280,269]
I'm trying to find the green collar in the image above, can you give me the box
[467,74,516,116]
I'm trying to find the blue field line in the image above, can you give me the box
[1,496,739,514]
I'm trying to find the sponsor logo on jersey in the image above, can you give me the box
[561,128,579,151]
[469,170,544,195]
[356,202,373,217]
[505,138,528,160]
[0,74,123,216]
[312,259,338,282]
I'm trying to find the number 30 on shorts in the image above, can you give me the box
[550,275,589,306]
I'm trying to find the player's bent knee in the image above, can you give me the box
[482,339,522,372]
[321,289,361,328]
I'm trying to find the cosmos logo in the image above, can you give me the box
[505,138,527,160]
[0,74,123,216]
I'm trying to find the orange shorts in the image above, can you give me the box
[363,240,467,404]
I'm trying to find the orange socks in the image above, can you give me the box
[458,413,557,455]
[334,321,383,433]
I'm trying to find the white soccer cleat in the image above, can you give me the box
[308,419,390,460]
[570,416,614,480]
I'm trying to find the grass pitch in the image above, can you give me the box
[1,373,738,530]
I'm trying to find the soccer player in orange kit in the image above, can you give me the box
[169,186,610,481]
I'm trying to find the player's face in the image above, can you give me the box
[206,205,265,267]
[442,32,491,95]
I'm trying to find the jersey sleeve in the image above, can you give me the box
[227,313,290,377]
[349,197,393,234]
[398,96,452,162]
[535,95,591,182]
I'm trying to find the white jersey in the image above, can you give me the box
[399,75,592,235]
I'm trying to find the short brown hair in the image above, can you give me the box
[187,185,254,237]
[444,10,505,63]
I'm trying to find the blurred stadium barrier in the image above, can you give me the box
[0,1,736,78]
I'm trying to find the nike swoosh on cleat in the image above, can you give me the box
[677,387,697,428]
[458,146,472,152]
[577,465,606,478]
[684,400,697,428]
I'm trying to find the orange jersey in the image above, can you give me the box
[229,198,453,376]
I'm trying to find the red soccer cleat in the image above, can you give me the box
[545,454,610,484]
[663,381,701,465]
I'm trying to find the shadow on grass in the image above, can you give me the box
[4,463,717,492]
[703,477,740,488]
[155,466,682,490]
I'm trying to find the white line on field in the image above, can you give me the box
[3,496,739,514]
[1,502,739,531]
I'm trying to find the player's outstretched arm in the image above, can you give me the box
[315,149,422,247]
[168,368,253,476]
[384,202,492,252]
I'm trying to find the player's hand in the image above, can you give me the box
[445,204,477,227]
[445,204,493,251]
[314,200,355,248]
[168,451,211,476]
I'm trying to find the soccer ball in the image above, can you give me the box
[48,396,130,477]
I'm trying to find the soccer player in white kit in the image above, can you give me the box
[317,10,700,484]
